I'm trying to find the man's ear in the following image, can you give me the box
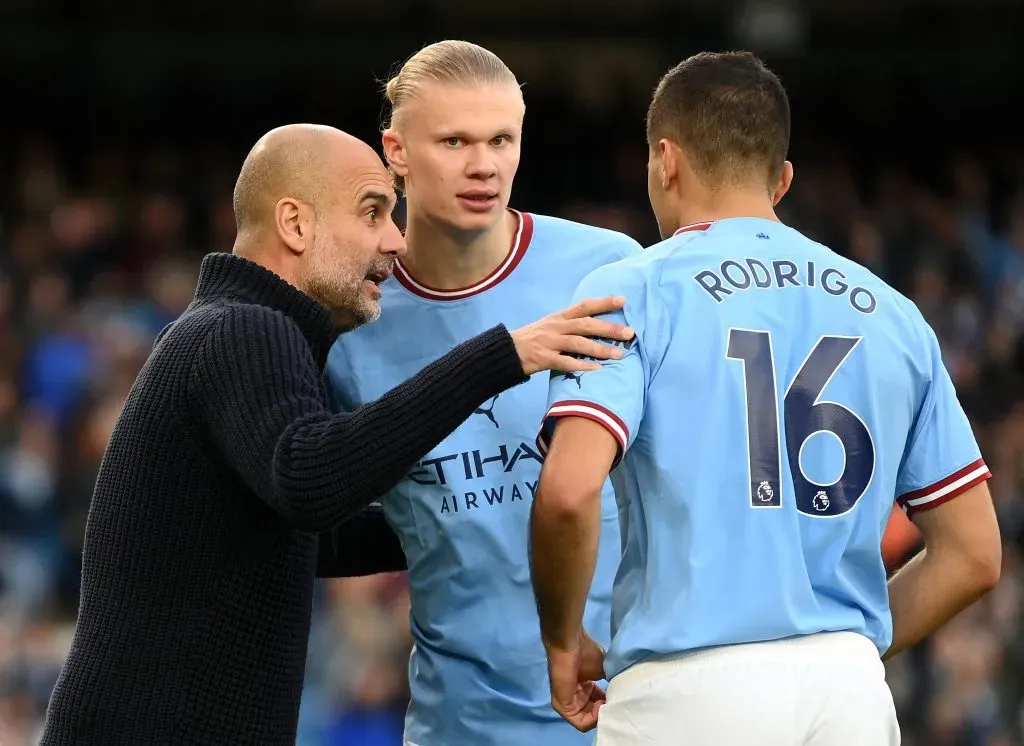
[382,129,409,184]
[772,160,794,206]
[274,198,310,255]
[658,139,680,190]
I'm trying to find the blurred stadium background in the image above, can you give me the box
[2,0,1023,743]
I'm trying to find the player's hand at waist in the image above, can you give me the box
[511,296,634,376]
[543,628,607,733]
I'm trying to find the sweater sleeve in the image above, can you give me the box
[190,305,527,531]
[316,505,406,577]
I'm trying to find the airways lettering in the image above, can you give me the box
[439,480,539,515]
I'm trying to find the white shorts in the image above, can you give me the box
[595,631,900,746]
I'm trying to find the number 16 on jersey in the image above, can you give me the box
[727,328,876,518]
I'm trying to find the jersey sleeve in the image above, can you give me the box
[536,263,649,468]
[609,233,644,262]
[895,325,991,517]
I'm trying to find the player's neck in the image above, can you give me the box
[401,209,518,290]
[674,189,781,229]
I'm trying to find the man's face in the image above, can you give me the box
[388,81,524,234]
[302,153,405,328]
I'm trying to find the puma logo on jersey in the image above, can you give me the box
[561,371,583,387]
[473,395,500,428]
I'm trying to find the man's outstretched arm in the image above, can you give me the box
[193,298,633,532]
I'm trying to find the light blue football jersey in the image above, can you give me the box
[327,211,642,746]
[540,218,991,681]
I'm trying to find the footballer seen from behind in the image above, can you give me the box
[529,51,1001,746]
[326,41,641,746]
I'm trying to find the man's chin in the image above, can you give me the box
[443,202,507,233]
[331,301,380,333]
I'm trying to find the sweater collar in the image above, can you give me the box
[193,252,337,360]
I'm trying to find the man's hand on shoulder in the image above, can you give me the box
[511,296,634,376]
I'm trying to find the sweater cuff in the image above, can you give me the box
[462,324,529,390]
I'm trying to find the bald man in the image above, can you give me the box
[40,124,634,745]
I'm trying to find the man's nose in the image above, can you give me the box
[381,218,407,257]
[465,144,497,178]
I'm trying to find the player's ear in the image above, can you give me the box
[657,139,679,188]
[274,197,311,256]
[772,160,794,206]
[381,128,409,181]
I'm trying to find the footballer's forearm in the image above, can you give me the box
[886,483,1001,660]
[884,545,996,660]
[530,485,602,653]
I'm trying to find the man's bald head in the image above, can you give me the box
[232,124,377,236]
[228,123,403,326]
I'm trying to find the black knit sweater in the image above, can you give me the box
[41,252,528,745]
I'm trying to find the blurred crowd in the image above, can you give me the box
[1,127,1022,746]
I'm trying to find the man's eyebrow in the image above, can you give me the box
[359,190,395,208]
